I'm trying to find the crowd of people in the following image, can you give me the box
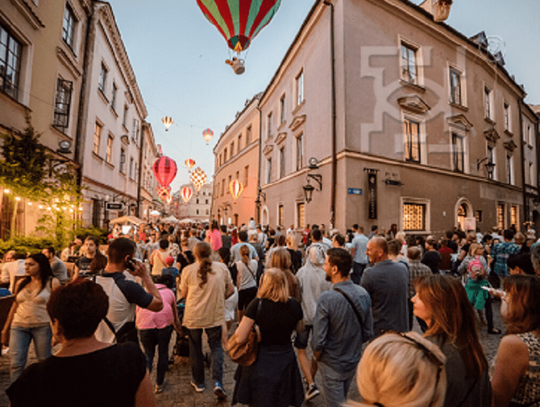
[1,217,540,407]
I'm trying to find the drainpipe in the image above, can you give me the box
[518,99,527,228]
[323,0,337,229]
[256,103,262,224]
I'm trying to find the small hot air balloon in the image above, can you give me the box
[152,156,177,187]
[162,116,174,131]
[190,167,208,194]
[180,186,193,204]
[202,128,214,145]
[197,0,282,54]
[185,158,196,172]
[229,179,244,203]
[157,185,172,202]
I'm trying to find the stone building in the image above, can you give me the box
[250,0,533,235]
[211,94,261,226]
[176,182,212,223]
[523,104,540,227]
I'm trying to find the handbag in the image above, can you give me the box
[227,299,262,366]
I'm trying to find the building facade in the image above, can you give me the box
[211,94,261,227]
[523,104,540,227]
[0,0,92,237]
[176,182,212,222]
[252,0,531,235]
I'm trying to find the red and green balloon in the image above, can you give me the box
[196,0,282,54]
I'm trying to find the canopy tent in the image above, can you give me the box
[161,216,179,223]
[109,215,145,226]
[179,218,197,224]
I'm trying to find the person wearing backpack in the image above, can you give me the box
[236,245,258,323]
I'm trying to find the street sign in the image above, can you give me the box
[348,188,362,195]
[106,202,123,210]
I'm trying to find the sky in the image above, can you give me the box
[107,0,540,192]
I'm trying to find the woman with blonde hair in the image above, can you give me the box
[412,274,491,407]
[349,331,446,407]
[180,242,235,398]
[269,249,301,301]
[232,268,304,407]
[492,275,540,407]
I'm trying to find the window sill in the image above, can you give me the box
[92,152,104,162]
[265,135,274,145]
[504,129,513,137]
[278,120,287,131]
[449,102,468,112]
[399,79,426,92]
[50,124,73,139]
[484,117,496,125]
[98,89,109,104]
[292,100,305,116]
[119,171,126,177]
[105,161,114,169]
[528,144,534,150]
[110,106,118,118]
[122,124,129,134]
[61,40,78,59]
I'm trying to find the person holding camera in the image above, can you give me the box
[94,238,163,344]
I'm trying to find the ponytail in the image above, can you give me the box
[194,242,214,288]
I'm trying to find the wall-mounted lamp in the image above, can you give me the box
[303,157,323,203]
[477,157,496,179]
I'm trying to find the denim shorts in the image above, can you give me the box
[293,324,312,349]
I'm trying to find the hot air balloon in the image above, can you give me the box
[185,158,196,172]
[162,116,174,131]
[229,179,244,203]
[157,185,172,203]
[190,167,208,194]
[202,128,214,145]
[180,186,193,204]
[152,156,177,187]
[196,0,282,54]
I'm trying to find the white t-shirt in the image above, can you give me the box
[235,259,258,291]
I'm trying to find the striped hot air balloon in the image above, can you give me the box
[229,179,244,203]
[196,0,282,54]
[152,156,177,187]
[185,158,196,172]
[180,186,193,204]
[202,128,214,145]
[162,116,174,131]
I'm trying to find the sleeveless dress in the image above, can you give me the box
[512,332,540,406]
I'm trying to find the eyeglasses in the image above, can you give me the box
[381,330,444,407]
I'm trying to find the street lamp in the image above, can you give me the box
[477,157,496,179]
[303,157,323,203]
[303,183,315,203]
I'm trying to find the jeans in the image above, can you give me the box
[139,325,174,386]
[187,326,223,387]
[318,362,356,407]
[10,324,52,382]
[351,262,367,285]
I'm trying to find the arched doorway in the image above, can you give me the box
[455,198,473,231]
[261,206,269,226]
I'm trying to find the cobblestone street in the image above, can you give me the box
[0,299,504,407]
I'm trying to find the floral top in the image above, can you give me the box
[513,332,540,406]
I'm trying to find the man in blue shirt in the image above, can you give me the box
[312,248,373,407]
[350,226,369,284]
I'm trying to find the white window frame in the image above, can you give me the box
[398,36,424,87]
[93,121,102,155]
[267,112,273,139]
[279,147,285,179]
[487,144,497,181]
[484,84,494,121]
[451,132,466,173]
[62,2,77,50]
[506,153,514,185]
[503,101,511,132]
[266,157,272,184]
[98,62,108,94]
[400,197,431,233]
[401,111,427,164]
[529,161,535,186]
[106,133,113,163]
[447,63,467,107]
[295,69,304,107]
[295,133,304,172]
[280,94,286,124]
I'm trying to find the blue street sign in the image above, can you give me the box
[348,188,362,195]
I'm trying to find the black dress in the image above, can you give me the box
[232,297,304,407]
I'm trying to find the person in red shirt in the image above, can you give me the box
[438,238,453,274]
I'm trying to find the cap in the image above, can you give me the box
[165,256,175,265]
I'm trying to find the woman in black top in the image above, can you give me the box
[232,268,304,407]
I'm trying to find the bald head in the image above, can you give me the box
[366,237,389,264]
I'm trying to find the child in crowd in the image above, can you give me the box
[161,256,179,297]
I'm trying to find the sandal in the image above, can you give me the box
[488,328,501,334]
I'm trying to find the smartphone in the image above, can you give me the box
[126,258,136,271]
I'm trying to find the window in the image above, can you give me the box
[228,175,232,193]
[238,135,242,153]
[246,125,252,144]
[484,86,492,120]
[129,157,134,179]
[111,83,117,111]
[123,104,128,127]
[224,148,228,162]
[267,112,273,138]
[93,122,102,155]
[475,210,483,223]
[507,154,513,185]
[278,205,284,226]
[530,161,535,186]
[279,148,285,178]
[449,68,462,105]
[230,142,235,158]
[221,179,225,196]
[134,163,138,182]
[503,102,510,131]
[403,202,426,231]
[132,119,139,144]
[297,203,305,228]
[280,94,286,124]
[0,24,23,100]
[452,133,464,172]
[403,118,420,163]
[120,148,126,173]
[98,63,107,94]
[53,78,73,130]
[206,209,209,215]
[267,158,272,184]
[235,171,239,182]
[401,43,417,84]
[296,71,304,106]
[106,135,113,163]
[196,209,199,215]
[511,206,518,229]
[196,199,199,204]
[487,145,495,180]
[244,166,249,186]
[62,3,76,49]
[529,125,534,146]
[205,199,209,205]
[296,134,303,171]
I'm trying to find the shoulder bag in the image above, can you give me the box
[227,299,262,366]
[333,287,363,327]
